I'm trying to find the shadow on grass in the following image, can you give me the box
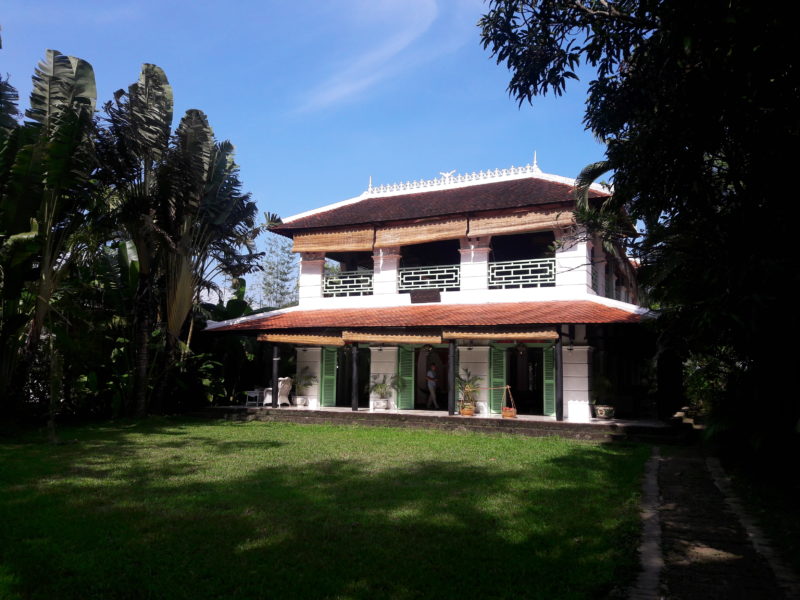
[0,421,646,600]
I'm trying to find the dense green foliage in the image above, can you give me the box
[0,50,265,420]
[481,1,800,455]
[0,420,649,599]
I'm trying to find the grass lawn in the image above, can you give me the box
[0,419,650,599]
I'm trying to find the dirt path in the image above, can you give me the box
[655,448,789,599]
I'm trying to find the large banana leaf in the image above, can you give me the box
[126,64,173,163]
[26,50,96,130]
[0,75,19,140]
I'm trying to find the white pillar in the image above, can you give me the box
[459,236,491,292]
[298,252,324,306]
[563,346,592,422]
[368,347,398,411]
[295,347,322,409]
[372,246,401,297]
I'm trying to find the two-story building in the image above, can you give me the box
[207,159,648,422]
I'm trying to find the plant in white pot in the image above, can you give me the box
[369,374,399,410]
[456,368,482,416]
[293,366,317,407]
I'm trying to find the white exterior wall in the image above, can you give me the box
[295,347,321,409]
[589,237,605,297]
[457,346,490,416]
[563,346,592,422]
[369,347,398,411]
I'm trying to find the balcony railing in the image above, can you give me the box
[488,258,556,289]
[323,270,373,297]
[398,264,460,292]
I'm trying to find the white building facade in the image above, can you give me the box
[208,160,647,422]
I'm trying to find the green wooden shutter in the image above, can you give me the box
[543,345,556,417]
[396,347,415,410]
[320,347,337,407]
[489,347,507,414]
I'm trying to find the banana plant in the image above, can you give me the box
[96,63,173,416]
[0,50,98,407]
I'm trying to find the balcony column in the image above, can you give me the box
[458,236,491,292]
[554,227,591,294]
[372,246,401,296]
[298,252,325,306]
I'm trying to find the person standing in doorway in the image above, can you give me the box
[426,363,440,409]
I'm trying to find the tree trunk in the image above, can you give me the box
[132,275,153,418]
[47,336,62,444]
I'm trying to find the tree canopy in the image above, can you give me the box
[481,0,800,452]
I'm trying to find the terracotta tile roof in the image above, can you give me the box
[207,300,641,333]
[273,178,608,233]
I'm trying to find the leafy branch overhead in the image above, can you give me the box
[481,0,800,450]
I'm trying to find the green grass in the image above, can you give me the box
[0,419,650,599]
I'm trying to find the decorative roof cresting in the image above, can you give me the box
[366,155,546,196]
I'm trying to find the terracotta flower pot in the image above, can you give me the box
[460,406,475,416]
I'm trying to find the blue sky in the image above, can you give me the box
[2,0,605,223]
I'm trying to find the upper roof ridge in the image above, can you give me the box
[282,155,609,225]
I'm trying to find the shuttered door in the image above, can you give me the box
[396,347,415,410]
[320,347,337,407]
[489,347,506,414]
[543,346,556,417]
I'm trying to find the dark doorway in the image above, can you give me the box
[336,346,371,408]
[414,347,450,410]
[508,346,544,415]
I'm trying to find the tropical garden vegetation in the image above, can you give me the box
[0,47,267,425]
[480,0,799,462]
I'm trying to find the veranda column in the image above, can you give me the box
[564,345,592,422]
[555,333,564,421]
[459,236,491,292]
[298,252,325,306]
[351,344,359,411]
[271,345,280,408]
[448,340,457,415]
[372,246,401,296]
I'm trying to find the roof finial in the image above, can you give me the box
[368,175,373,192]
[532,151,541,173]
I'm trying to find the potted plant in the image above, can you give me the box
[591,375,615,419]
[456,368,482,416]
[369,374,399,410]
[293,366,317,407]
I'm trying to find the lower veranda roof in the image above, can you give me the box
[206,300,643,334]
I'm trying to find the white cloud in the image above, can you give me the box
[294,0,441,113]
